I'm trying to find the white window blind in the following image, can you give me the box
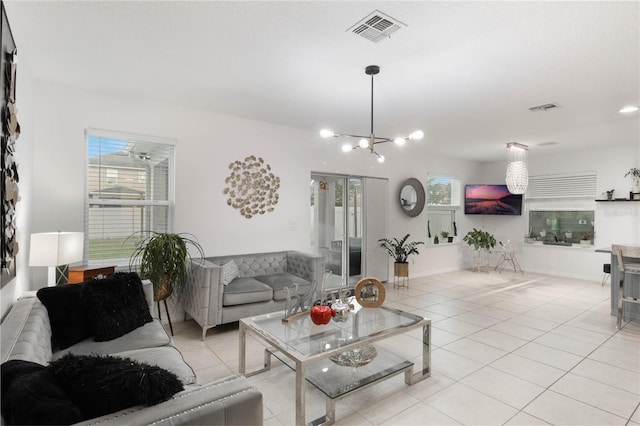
[526,172,597,199]
[85,129,175,267]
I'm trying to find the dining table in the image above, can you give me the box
[596,244,640,323]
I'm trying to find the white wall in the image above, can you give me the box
[2,76,638,318]
[25,81,486,283]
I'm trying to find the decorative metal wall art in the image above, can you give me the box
[223,155,280,219]
[1,2,19,288]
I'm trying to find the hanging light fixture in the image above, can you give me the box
[505,142,529,194]
[320,65,423,163]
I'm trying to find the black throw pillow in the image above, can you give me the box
[36,283,93,349]
[1,360,83,425]
[48,354,184,420]
[83,272,152,341]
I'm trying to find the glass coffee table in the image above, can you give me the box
[239,301,430,425]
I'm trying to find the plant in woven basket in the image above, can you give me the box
[127,232,204,302]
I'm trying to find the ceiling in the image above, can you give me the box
[4,1,639,162]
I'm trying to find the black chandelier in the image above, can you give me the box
[320,65,423,163]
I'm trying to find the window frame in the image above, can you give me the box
[84,128,176,267]
[426,175,461,243]
[524,172,597,245]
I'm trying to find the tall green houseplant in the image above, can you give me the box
[379,233,424,263]
[379,234,424,287]
[128,232,204,302]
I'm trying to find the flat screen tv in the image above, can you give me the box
[465,184,522,215]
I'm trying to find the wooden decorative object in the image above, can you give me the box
[354,277,386,308]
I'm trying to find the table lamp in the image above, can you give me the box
[29,232,84,286]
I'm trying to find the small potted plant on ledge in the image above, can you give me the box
[441,231,453,243]
[580,231,593,248]
[379,233,424,281]
[625,168,640,196]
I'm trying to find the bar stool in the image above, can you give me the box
[602,263,610,286]
[611,245,640,329]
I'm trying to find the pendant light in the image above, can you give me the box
[505,142,528,194]
[320,65,423,163]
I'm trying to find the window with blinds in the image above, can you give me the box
[85,129,175,266]
[526,172,597,199]
[525,171,596,244]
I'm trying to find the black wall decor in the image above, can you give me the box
[1,0,19,288]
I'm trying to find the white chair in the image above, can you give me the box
[611,244,640,329]
[494,239,524,275]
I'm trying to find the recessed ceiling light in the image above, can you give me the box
[619,105,639,113]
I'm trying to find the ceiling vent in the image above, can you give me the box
[528,103,560,112]
[537,141,559,147]
[347,10,407,43]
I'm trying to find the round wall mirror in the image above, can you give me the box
[399,178,425,217]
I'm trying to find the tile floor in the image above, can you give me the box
[171,270,640,425]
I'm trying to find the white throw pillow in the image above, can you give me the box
[222,260,239,285]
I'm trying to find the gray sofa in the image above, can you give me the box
[183,250,323,339]
[0,281,263,425]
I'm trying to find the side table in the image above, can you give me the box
[68,265,116,284]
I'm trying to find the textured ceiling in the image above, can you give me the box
[4,1,639,162]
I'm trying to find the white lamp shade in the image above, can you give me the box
[29,232,84,266]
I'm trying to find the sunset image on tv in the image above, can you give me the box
[464,184,522,215]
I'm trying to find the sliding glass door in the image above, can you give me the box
[310,174,363,289]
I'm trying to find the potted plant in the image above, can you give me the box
[605,189,615,201]
[625,168,640,195]
[379,234,424,279]
[463,228,496,272]
[128,232,204,302]
[440,231,453,243]
[580,231,593,248]
[463,228,496,251]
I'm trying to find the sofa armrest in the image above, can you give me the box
[285,251,324,296]
[182,259,223,338]
[74,375,262,425]
[141,279,154,313]
[1,296,53,365]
